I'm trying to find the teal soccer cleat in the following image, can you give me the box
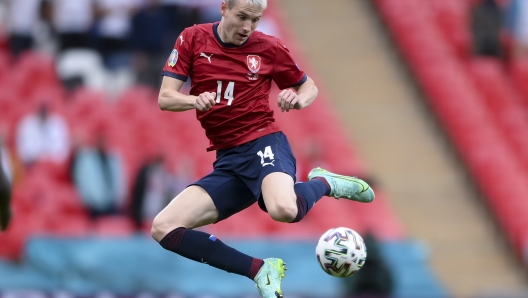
[254,258,286,298]
[307,167,375,203]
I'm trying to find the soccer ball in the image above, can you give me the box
[315,227,367,277]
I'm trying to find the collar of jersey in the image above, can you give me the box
[213,22,250,48]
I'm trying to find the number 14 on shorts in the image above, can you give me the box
[257,146,275,167]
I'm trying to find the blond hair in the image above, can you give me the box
[225,0,267,10]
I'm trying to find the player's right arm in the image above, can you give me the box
[159,27,217,112]
[158,76,217,112]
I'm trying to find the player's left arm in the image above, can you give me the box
[277,76,318,112]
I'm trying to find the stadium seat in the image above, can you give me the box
[468,57,528,176]
[509,57,528,110]
[354,191,406,240]
[0,88,18,129]
[0,51,9,83]
[0,209,51,260]
[429,0,472,59]
[92,216,135,237]
[12,51,60,98]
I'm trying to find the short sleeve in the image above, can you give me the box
[271,40,307,90]
[161,28,193,82]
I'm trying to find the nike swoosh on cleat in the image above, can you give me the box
[359,185,369,193]
[347,177,369,193]
[266,273,271,285]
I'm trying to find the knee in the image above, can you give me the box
[151,214,183,242]
[267,201,298,223]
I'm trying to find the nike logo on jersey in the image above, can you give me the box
[262,160,275,167]
[180,35,184,45]
[200,52,213,63]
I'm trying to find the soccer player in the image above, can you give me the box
[0,150,12,231]
[151,0,375,297]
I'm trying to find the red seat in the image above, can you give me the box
[509,58,528,110]
[429,0,472,59]
[11,51,60,98]
[353,191,405,240]
[0,51,10,83]
[469,58,528,174]
[92,216,135,237]
[0,209,51,260]
[47,214,91,236]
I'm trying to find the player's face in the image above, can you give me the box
[220,0,263,45]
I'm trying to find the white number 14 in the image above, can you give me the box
[257,146,275,165]
[216,81,235,105]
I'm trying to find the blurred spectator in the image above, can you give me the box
[0,149,11,231]
[32,0,56,54]
[4,0,43,57]
[159,0,200,52]
[94,0,140,70]
[55,48,109,91]
[129,154,172,230]
[193,0,221,23]
[129,0,171,88]
[50,0,95,52]
[505,0,528,58]
[128,0,199,89]
[129,154,196,231]
[0,133,12,184]
[168,156,195,196]
[71,130,127,219]
[16,101,70,167]
[471,0,504,57]
[343,233,394,298]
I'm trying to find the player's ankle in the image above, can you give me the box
[311,177,331,195]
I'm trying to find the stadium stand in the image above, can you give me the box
[375,0,528,265]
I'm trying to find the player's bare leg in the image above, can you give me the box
[152,185,219,239]
[151,186,266,289]
[262,171,330,224]
[261,172,298,222]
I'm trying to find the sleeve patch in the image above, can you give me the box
[168,49,178,67]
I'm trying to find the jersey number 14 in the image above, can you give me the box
[216,81,235,105]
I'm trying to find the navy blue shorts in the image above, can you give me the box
[191,132,297,222]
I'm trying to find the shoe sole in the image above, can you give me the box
[270,259,285,298]
[258,258,286,298]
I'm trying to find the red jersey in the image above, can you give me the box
[162,23,307,151]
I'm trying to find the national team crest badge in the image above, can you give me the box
[168,49,178,67]
[247,55,261,73]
